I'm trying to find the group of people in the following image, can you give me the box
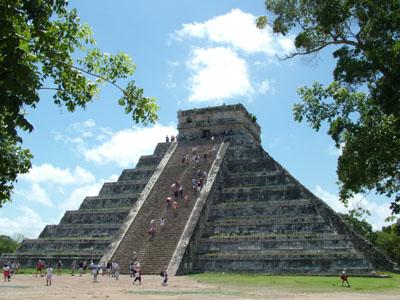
[148,144,213,240]
[165,135,176,143]
[148,218,166,240]
[89,260,119,283]
[2,261,20,282]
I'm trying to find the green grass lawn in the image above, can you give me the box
[189,272,400,294]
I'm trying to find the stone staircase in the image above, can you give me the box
[191,142,386,274]
[2,142,170,267]
[110,141,219,274]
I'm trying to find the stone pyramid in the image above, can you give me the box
[2,104,394,275]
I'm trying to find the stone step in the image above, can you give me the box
[219,184,305,201]
[198,238,354,253]
[5,250,104,257]
[209,220,333,235]
[210,200,317,218]
[224,160,279,174]
[99,181,147,196]
[136,155,163,168]
[60,208,131,225]
[209,215,325,226]
[39,224,121,238]
[196,256,373,274]
[206,232,345,241]
[223,172,290,188]
[199,249,365,259]
[80,195,139,209]
[118,168,156,181]
[17,238,111,252]
[213,199,312,209]
[152,142,171,156]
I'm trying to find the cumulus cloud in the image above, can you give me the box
[59,182,103,211]
[15,183,53,207]
[55,120,177,168]
[58,173,119,211]
[314,185,391,230]
[171,9,291,103]
[174,8,294,56]
[20,164,95,186]
[83,124,177,167]
[0,206,51,238]
[187,47,253,102]
[257,79,275,95]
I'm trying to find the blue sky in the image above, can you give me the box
[0,0,393,238]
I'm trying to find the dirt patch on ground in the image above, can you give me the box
[0,274,398,300]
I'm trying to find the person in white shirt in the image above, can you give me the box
[46,266,53,286]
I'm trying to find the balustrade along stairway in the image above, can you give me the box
[105,140,224,274]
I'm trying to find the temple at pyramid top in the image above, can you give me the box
[177,104,261,145]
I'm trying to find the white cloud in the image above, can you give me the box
[83,124,177,167]
[187,47,253,102]
[20,164,95,186]
[175,8,294,56]
[15,183,53,207]
[0,206,50,238]
[328,143,344,156]
[59,183,102,211]
[257,79,275,95]
[167,60,180,67]
[314,185,391,230]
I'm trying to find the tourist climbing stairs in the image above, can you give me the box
[110,140,219,274]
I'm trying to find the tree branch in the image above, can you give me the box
[279,38,359,60]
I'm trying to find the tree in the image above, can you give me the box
[0,235,19,255]
[375,223,400,265]
[339,211,377,244]
[339,212,400,265]
[0,1,158,206]
[258,1,400,214]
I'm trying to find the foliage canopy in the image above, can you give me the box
[0,235,19,255]
[0,0,158,206]
[259,0,400,214]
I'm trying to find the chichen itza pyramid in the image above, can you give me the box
[2,104,395,274]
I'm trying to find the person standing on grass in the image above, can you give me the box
[3,264,10,282]
[35,260,42,278]
[83,260,87,274]
[71,260,76,276]
[78,261,84,277]
[340,269,351,287]
[56,260,62,276]
[46,265,53,286]
[40,260,46,277]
